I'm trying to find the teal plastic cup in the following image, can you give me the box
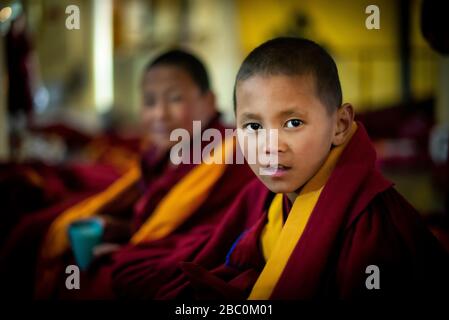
[68,218,104,270]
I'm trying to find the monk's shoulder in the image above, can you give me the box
[344,186,441,252]
[351,187,433,238]
[337,187,449,296]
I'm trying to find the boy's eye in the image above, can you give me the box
[244,123,262,132]
[285,119,303,128]
[143,99,155,108]
[142,93,154,107]
[169,94,182,102]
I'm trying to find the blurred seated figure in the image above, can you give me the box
[17,49,255,299]
[0,139,135,299]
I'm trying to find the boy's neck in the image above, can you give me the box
[286,182,306,206]
[286,192,299,205]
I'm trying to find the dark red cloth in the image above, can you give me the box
[37,115,256,299]
[111,178,269,299]
[58,158,256,300]
[0,191,97,299]
[0,162,121,245]
[122,123,449,300]
[0,162,121,299]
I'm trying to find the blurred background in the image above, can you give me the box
[0,0,448,247]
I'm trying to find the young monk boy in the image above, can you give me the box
[112,37,449,300]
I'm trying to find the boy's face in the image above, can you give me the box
[236,74,338,195]
[141,65,214,151]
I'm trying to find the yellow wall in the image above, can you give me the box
[236,0,437,111]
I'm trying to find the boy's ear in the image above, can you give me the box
[332,103,355,146]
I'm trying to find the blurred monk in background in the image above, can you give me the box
[28,49,255,299]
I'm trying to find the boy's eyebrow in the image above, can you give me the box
[238,108,308,122]
[277,108,308,118]
[238,112,262,122]
[163,85,182,93]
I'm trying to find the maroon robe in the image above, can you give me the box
[0,123,140,299]
[42,115,256,299]
[112,123,449,300]
[0,161,123,243]
[0,163,121,299]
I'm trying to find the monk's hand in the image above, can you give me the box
[97,215,132,243]
[179,262,246,300]
[92,242,121,258]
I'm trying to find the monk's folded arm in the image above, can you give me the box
[97,182,142,218]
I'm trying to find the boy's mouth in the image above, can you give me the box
[259,164,291,177]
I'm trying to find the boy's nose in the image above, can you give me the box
[153,101,170,121]
[260,129,285,154]
[257,130,284,168]
[263,144,278,155]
